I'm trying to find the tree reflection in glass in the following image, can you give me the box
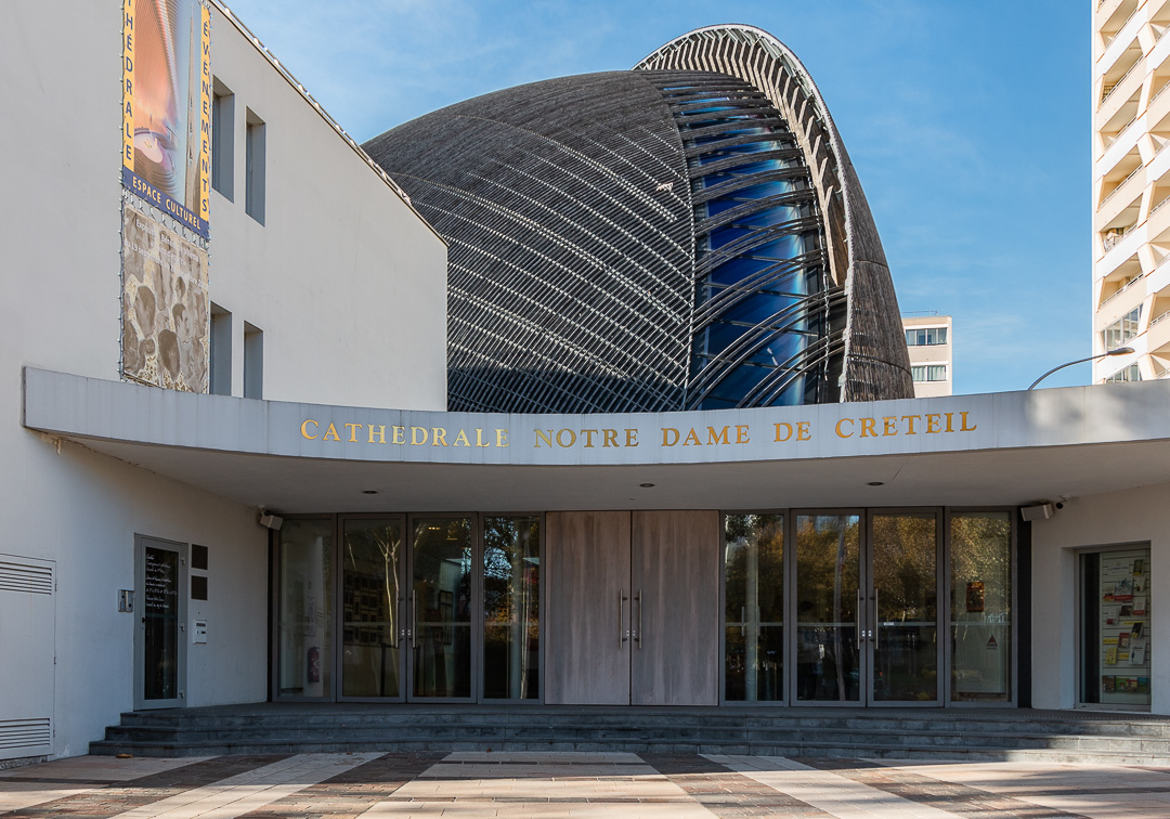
[950,512,1012,701]
[342,519,403,698]
[871,514,938,701]
[795,514,860,701]
[724,514,783,701]
[483,515,540,699]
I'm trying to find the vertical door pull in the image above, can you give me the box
[873,588,880,637]
[856,589,862,643]
[634,590,643,648]
[410,590,417,648]
[619,588,628,646]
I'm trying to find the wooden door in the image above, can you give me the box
[631,511,719,705]
[545,511,632,704]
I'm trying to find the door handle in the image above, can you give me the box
[873,588,880,638]
[634,590,643,648]
[741,605,746,637]
[410,590,417,648]
[619,588,629,646]
[856,589,862,643]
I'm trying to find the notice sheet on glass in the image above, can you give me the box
[1099,547,1151,706]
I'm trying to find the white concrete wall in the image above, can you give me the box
[0,0,447,759]
[207,5,448,410]
[1030,480,1170,713]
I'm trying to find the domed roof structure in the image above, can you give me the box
[364,24,913,413]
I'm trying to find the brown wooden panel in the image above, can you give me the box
[631,510,720,705]
[545,511,631,704]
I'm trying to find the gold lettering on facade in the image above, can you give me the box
[774,422,793,442]
[453,429,470,447]
[662,427,679,447]
[926,414,943,434]
[625,428,638,447]
[603,429,618,447]
[345,423,362,443]
[368,424,386,444]
[300,419,319,440]
[682,428,702,446]
[901,415,919,434]
[322,423,341,442]
[431,427,448,446]
[960,411,977,431]
[796,421,811,441]
[556,428,577,447]
[582,429,598,448]
[707,426,729,445]
[496,428,509,447]
[882,416,897,436]
[860,417,877,438]
[835,418,854,438]
[410,426,428,445]
[534,429,553,448]
[392,425,406,445]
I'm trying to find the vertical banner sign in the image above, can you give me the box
[122,0,210,238]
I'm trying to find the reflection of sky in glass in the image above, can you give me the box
[671,96,823,410]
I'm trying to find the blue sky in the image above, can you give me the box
[223,0,1090,393]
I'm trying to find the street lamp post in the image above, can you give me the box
[1026,347,1136,390]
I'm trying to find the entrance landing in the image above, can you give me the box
[9,750,1170,817]
[90,703,1170,765]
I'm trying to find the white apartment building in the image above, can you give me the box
[903,315,953,397]
[1092,0,1170,383]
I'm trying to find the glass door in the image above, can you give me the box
[794,513,862,703]
[867,512,940,705]
[340,517,405,700]
[134,535,187,710]
[409,516,475,700]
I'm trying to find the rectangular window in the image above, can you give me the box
[905,326,948,346]
[209,304,231,396]
[1079,546,1151,708]
[277,519,335,698]
[723,513,784,702]
[211,80,234,200]
[1105,363,1141,383]
[245,109,266,224]
[243,321,263,399]
[950,511,1012,702]
[1102,306,1140,350]
[482,515,541,700]
[911,364,947,382]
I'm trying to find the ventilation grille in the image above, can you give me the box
[0,719,51,753]
[0,558,53,595]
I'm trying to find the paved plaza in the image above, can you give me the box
[3,750,1170,817]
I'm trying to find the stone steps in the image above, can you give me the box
[90,706,1170,764]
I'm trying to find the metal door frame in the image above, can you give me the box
[336,514,408,703]
[863,508,944,707]
[134,534,187,711]
[405,513,479,703]
[787,509,866,707]
[476,511,546,704]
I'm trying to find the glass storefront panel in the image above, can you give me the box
[950,512,1011,702]
[1080,546,1151,707]
[871,513,938,702]
[795,513,861,702]
[341,518,404,698]
[278,518,335,698]
[723,513,784,701]
[412,517,473,698]
[482,515,540,699]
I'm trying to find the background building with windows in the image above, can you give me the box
[903,314,953,396]
[1092,0,1170,383]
